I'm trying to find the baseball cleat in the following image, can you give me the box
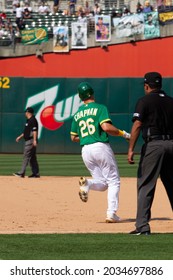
[13,172,25,178]
[79,189,88,202]
[79,177,88,202]
[106,214,121,223]
[79,176,86,186]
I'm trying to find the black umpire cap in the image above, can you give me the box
[25,107,34,113]
[144,72,162,87]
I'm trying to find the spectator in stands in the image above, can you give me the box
[17,18,26,31]
[143,1,153,13]
[0,12,6,30]
[11,22,21,39]
[5,18,13,34]
[62,9,69,16]
[23,7,32,19]
[93,3,101,15]
[53,0,60,14]
[157,0,164,9]
[0,26,5,37]
[83,1,93,16]
[68,0,76,15]
[12,0,20,14]
[23,2,32,13]
[38,2,50,14]
[1,22,17,45]
[122,5,131,16]
[0,11,7,20]
[15,3,23,26]
[136,2,143,13]
[45,2,51,14]
[76,5,83,16]
[0,18,5,29]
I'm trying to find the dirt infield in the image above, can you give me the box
[0,176,172,234]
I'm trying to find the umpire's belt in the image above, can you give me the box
[25,137,33,141]
[146,135,173,142]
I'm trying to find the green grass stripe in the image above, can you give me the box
[0,233,172,260]
[0,154,139,177]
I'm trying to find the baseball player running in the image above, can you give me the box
[70,82,130,223]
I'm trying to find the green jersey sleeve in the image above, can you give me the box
[98,104,112,125]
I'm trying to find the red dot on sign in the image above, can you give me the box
[40,105,64,130]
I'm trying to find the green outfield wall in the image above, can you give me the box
[0,77,172,154]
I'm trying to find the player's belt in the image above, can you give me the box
[146,135,173,142]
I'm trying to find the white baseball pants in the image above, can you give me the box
[81,142,120,217]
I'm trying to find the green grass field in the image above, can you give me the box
[0,233,172,260]
[0,153,139,177]
[0,154,172,260]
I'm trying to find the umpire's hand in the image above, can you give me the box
[128,149,135,164]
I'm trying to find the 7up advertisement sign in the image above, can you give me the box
[25,84,83,140]
[0,77,130,153]
[0,78,85,153]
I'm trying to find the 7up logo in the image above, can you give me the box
[25,84,82,139]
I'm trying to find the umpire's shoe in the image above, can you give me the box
[129,229,151,235]
[28,174,40,178]
[13,172,25,178]
[79,177,88,202]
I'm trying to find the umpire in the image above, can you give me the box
[128,72,173,235]
[13,107,40,178]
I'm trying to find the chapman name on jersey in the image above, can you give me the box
[74,108,98,121]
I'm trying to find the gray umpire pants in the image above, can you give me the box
[20,139,39,175]
[136,140,173,232]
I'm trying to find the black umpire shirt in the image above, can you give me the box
[132,89,173,140]
[23,116,38,141]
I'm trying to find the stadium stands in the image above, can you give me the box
[0,0,172,57]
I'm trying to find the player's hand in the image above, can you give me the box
[122,130,131,140]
